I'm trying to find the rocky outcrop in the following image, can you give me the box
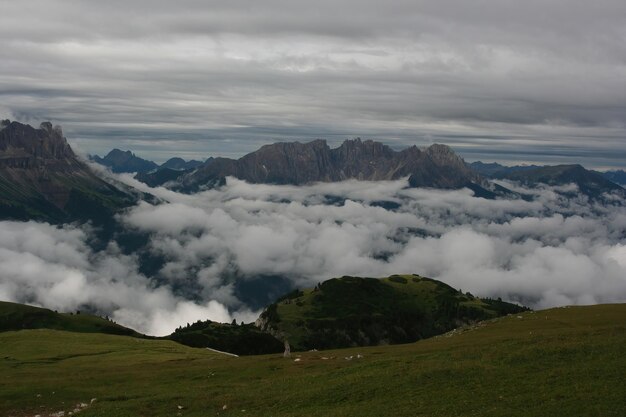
[179,138,482,192]
[0,121,78,170]
[0,120,136,223]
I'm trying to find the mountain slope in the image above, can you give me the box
[0,300,282,356]
[603,169,626,186]
[178,139,484,192]
[256,274,528,351]
[160,157,204,171]
[1,304,623,416]
[0,120,136,223]
[494,164,624,198]
[469,161,540,177]
[0,301,141,337]
[91,149,158,173]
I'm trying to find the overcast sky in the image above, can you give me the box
[1,1,625,167]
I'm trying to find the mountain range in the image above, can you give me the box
[94,140,625,201]
[90,149,205,174]
[469,161,625,199]
[174,139,485,193]
[2,119,624,226]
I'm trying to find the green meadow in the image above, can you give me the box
[2,304,624,417]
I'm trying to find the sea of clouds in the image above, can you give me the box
[1,175,625,336]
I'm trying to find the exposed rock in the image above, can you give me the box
[0,120,136,223]
[179,138,483,192]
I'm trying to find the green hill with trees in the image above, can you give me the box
[256,274,528,350]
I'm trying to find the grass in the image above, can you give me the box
[261,275,528,350]
[0,301,142,337]
[1,304,624,417]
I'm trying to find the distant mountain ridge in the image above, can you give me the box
[469,161,624,199]
[172,138,484,192]
[160,157,204,171]
[603,169,626,186]
[0,120,136,223]
[91,148,158,173]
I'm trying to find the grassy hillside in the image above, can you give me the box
[0,304,624,417]
[257,275,528,350]
[0,301,141,337]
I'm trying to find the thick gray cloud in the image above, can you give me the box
[1,1,625,167]
[1,176,626,334]
[0,221,254,336]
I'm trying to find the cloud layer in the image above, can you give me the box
[1,1,625,167]
[1,176,625,335]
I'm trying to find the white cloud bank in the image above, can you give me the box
[1,178,625,335]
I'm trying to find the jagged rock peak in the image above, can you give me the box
[0,120,73,158]
[0,119,10,130]
[39,121,64,138]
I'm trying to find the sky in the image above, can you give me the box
[1,173,625,336]
[1,1,625,168]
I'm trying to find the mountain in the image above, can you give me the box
[160,157,204,171]
[91,148,158,173]
[0,120,136,223]
[134,157,213,187]
[176,139,484,192]
[469,161,624,200]
[256,274,528,351]
[603,169,626,186]
[134,167,194,188]
[168,319,283,355]
[493,164,624,199]
[0,300,141,337]
[469,161,540,177]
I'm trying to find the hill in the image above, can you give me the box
[1,304,623,416]
[256,275,528,351]
[0,301,284,356]
[0,120,137,223]
[0,301,141,337]
[168,319,283,355]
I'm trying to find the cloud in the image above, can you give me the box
[118,177,626,309]
[1,1,625,167]
[0,221,243,336]
[1,177,625,335]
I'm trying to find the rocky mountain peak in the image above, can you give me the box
[175,138,485,192]
[0,120,75,163]
[0,120,136,222]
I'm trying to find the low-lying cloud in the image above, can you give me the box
[1,177,625,335]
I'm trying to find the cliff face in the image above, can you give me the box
[0,121,78,170]
[180,138,481,191]
[0,120,135,223]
